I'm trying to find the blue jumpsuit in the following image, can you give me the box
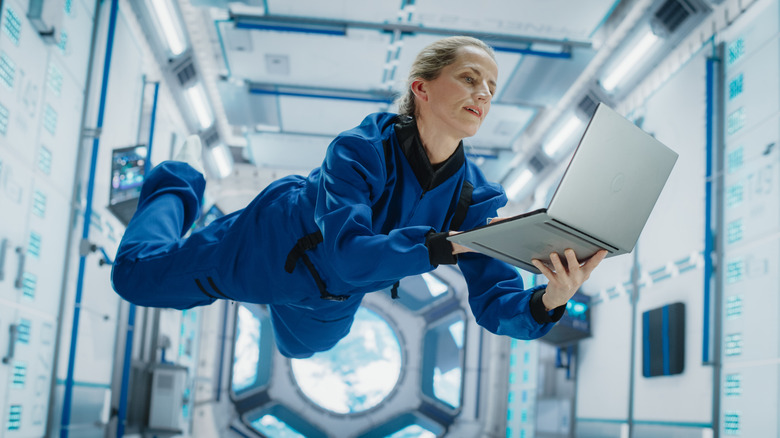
[111,113,564,358]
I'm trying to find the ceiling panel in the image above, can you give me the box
[413,0,619,41]
[468,104,536,148]
[216,80,280,127]
[248,132,333,170]
[221,24,391,90]
[499,46,597,106]
[266,0,404,23]
[278,96,388,136]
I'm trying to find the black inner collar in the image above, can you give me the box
[394,116,465,191]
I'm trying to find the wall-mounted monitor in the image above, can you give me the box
[108,145,147,225]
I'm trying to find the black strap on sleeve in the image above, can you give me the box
[449,181,473,231]
[390,281,400,299]
[284,231,324,273]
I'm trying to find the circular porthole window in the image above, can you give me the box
[291,307,402,414]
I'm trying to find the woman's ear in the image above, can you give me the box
[410,79,429,102]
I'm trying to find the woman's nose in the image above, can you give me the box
[475,81,491,100]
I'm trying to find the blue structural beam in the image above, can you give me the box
[116,82,161,438]
[61,0,120,437]
[703,56,717,364]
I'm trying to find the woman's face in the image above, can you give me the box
[418,45,498,140]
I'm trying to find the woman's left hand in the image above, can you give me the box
[531,249,608,310]
[448,231,474,255]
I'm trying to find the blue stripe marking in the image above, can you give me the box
[662,305,670,375]
[633,420,712,428]
[62,1,120,436]
[56,379,111,389]
[216,301,229,402]
[702,56,716,364]
[117,304,136,438]
[249,88,394,104]
[235,22,345,36]
[214,20,233,78]
[577,418,627,424]
[145,82,159,174]
[642,311,650,377]
[492,45,572,59]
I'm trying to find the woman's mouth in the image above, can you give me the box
[464,106,481,118]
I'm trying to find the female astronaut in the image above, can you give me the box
[111,36,607,358]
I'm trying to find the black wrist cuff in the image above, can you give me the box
[425,231,458,266]
[530,288,566,324]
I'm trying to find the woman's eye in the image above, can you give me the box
[465,76,474,83]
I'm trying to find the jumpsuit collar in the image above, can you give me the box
[395,116,465,191]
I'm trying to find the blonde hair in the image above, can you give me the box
[396,36,496,118]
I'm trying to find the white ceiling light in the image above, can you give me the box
[146,0,187,57]
[601,29,660,92]
[184,83,214,130]
[208,143,234,179]
[506,168,534,200]
[542,116,583,158]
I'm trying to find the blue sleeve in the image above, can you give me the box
[460,253,556,339]
[314,135,434,285]
[456,179,558,340]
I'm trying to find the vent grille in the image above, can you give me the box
[528,153,546,173]
[653,0,697,34]
[203,130,220,148]
[175,59,197,87]
[577,93,600,120]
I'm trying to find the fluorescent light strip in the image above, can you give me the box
[148,0,186,56]
[506,168,534,200]
[602,30,660,92]
[543,116,583,157]
[210,144,233,178]
[185,83,214,130]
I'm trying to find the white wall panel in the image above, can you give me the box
[724,39,780,137]
[0,150,32,298]
[635,51,707,271]
[722,116,780,245]
[37,59,84,198]
[632,270,712,423]
[25,176,70,317]
[721,237,779,363]
[718,2,780,435]
[575,294,631,421]
[52,0,95,92]
[719,363,779,437]
[0,306,17,431]
[0,0,50,166]
[7,309,56,436]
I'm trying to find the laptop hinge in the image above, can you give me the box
[546,219,620,253]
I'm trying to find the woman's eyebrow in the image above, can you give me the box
[466,66,497,88]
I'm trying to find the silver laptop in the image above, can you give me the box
[448,103,678,274]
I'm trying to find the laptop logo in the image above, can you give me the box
[611,173,626,193]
